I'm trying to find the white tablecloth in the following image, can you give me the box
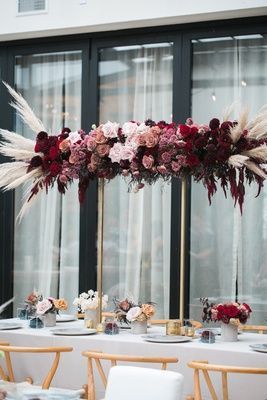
[0,319,267,399]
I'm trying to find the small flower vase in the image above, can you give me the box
[84,308,98,329]
[131,320,147,334]
[221,322,238,342]
[43,311,57,327]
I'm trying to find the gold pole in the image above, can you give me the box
[97,178,105,324]
[179,177,187,322]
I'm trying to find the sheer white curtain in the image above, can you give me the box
[100,44,173,317]
[190,35,267,324]
[13,51,81,312]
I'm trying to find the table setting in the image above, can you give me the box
[0,292,266,400]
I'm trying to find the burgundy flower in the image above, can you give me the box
[29,155,43,168]
[220,121,233,130]
[37,131,48,140]
[49,146,58,160]
[186,154,200,167]
[49,161,62,177]
[209,118,220,130]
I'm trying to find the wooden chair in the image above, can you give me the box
[82,350,179,400]
[0,345,73,389]
[187,360,267,400]
[150,319,203,329]
[0,341,9,380]
[238,324,267,334]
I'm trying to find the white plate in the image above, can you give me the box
[56,314,77,322]
[142,334,192,343]
[51,328,97,336]
[0,322,23,330]
[249,344,267,353]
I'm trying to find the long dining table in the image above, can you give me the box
[0,318,267,400]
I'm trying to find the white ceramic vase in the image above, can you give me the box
[221,322,238,342]
[84,308,98,329]
[131,320,147,334]
[43,311,56,327]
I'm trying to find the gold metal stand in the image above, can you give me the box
[179,177,187,322]
[97,178,105,324]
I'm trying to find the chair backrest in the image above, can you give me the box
[150,319,203,329]
[82,350,179,400]
[239,324,267,334]
[0,345,73,389]
[104,366,184,400]
[188,360,267,400]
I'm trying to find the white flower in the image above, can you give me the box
[122,122,138,136]
[73,290,108,312]
[136,123,149,134]
[73,297,80,306]
[102,121,119,138]
[109,143,123,163]
[80,292,89,299]
[126,306,142,322]
[69,131,82,144]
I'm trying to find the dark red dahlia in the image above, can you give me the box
[37,131,48,140]
[49,161,62,177]
[186,154,200,167]
[209,118,220,130]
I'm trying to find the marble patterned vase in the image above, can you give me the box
[43,311,56,327]
[221,322,238,342]
[131,320,147,334]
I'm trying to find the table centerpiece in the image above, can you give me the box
[201,297,252,342]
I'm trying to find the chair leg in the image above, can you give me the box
[81,384,88,399]
[185,396,195,400]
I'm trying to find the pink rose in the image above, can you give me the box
[96,144,110,157]
[171,161,182,172]
[84,133,97,150]
[135,134,147,147]
[95,130,108,144]
[157,165,167,174]
[36,299,53,315]
[102,121,119,138]
[121,146,135,161]
[161,152,172,164]
[142,155,154,169]
[145,131,159,148]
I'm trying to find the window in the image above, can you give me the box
[13,50,82,312]
[190,33,267,324]
[99,43,173,317]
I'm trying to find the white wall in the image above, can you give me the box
[0,0,266,41]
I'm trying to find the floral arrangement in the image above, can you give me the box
[36,297,68,315]
[1,84,267,219]
[18,290,42,319]
[200,297,252,325]
[114,298,155,323]
[73,290,108,313]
